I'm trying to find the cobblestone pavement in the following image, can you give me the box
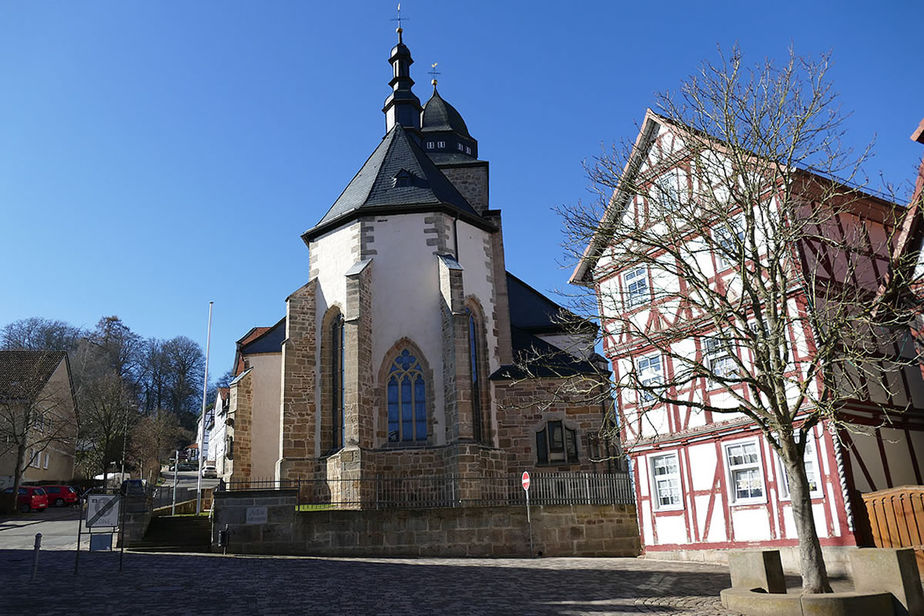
[0,549,745,615]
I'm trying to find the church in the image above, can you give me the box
[212,27,616,498]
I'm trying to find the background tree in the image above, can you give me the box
[1,318,83,352]
[562,48,920,593]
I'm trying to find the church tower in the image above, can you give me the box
[265,27,608,496]
[276,27,514,487]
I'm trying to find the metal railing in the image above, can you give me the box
[219,472,634,510]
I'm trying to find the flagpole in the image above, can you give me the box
[196,301,213,515]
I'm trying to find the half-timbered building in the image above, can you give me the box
[571,109,924,569]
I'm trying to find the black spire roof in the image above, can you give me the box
[382,28,421,131]
[421,88,470,137]
[304,123,492,241]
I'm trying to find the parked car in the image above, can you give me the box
[201,464,217,478]
[41,485,78,507]
[3,486,48,512]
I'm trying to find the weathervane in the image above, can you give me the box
[429,62,440,87]
[391,3,408,32]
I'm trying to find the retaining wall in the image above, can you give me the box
[212,490,640,557]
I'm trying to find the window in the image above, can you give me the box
[536,420,578,464]
[426,141,434,149]
[465,146,471,154]
[226,436,234,460]
[636,354,663,404]
[467,309,483,442]
[703,335,737,380]
[776,433,822,500]
[387,349,427,443]
[330,314,345,451]
[650,453,682,510]
[654,171,684,213]
[623,267,650,308]
[457,143,464,151]
[437,141,446,149]
[43,453,49,469]
[715,216,744,269]
[724,440,765,504]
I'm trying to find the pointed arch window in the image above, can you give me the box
[331,314,345,451]
[387,349,427,443]
[467,308,483,442]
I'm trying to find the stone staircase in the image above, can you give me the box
[131,515,212,553]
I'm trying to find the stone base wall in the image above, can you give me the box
[643,545,859,577]
[118,494,152,547]
[212,490,299,555]
[212,490,640,558]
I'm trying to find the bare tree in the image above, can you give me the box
[0,351,75,512]
[128,411,185,485]
[1,317,83,352]
[564,48,921,593]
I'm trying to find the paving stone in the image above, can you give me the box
[0,549,748,615]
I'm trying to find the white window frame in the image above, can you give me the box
[703,335,738,382]
[636,354,663,405]
[437,140,446,148]
[723,438,766,505]
[715,215,745,270]
[623,267,650,309]
[43,453,49,469]
[775,431,823,501]
[654,170,684,213]
[649,452,683,511]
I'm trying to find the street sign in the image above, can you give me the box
[521,471,530,491]
[87,495,120,528]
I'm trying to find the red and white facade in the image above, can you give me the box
[572,110,924,563]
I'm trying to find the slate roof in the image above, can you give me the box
[421,88,471,137]
[305,124,489,240]
[240,318,286,355]
[0,350,66,402]
[495,273,604,379]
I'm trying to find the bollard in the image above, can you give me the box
[31,533,42,580]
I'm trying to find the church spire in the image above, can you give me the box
[382,25,422,132]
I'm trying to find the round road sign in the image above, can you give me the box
[521,471,530,491]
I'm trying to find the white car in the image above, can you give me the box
[201,464,217,478]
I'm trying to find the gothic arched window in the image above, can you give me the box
[386,349,427,443]
[467,308,483,442]
[331,313,345,451]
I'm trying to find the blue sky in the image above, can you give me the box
[1,1,921,377]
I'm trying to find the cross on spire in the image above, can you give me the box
[428,62,440,87]
[391,3,408,41]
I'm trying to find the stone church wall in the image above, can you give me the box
[493,377,611,473]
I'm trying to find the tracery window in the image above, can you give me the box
[330,313,345,451]
[467,308,483,442]
[386,349,427,443]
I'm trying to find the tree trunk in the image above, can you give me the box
[780,434,832,594]
[9,443,27,513]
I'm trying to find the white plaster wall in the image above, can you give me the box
[882,426,919,487]
[731,508,772,541]
[456,220,500,373]
[656,515,688,544]
[367,214,448,444]
[248,353,282,480]
[688,443,716,491]
[848,428,889,492]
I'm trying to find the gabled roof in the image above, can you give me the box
[233,324,274,376]
[304,124,492,241]
[240,317,286,355]
[506,272,591,335]
[0,350,67,403]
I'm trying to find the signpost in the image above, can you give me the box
[522,471,534,557]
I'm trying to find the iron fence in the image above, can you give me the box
[220,472,634,510]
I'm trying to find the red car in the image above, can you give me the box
[3,486,48,512]
[41,485,78,507]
